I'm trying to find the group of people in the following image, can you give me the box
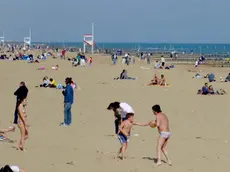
[0,76,75,154]
[38,76,76,89]
[198,83,227,95]
[39,77,57,88]
[107,102,172,166]
[72,53,92,67]
[146,73,166,86]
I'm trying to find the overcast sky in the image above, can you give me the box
[0,0,229,43]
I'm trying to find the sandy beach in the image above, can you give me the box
[0,54,230,172]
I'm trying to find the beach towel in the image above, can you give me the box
[151,84,171,87]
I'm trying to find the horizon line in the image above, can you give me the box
[3,41,230,44]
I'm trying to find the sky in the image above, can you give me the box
[0,0,229,43]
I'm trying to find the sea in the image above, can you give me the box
[34,42,230,55]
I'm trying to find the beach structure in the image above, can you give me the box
[24,29,32,48]
[83,23,95,54]
[0,31,4,45]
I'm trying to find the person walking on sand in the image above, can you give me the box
[16,98,29,151]
[134,104,172,166]
[60,77,74,126]
[117,113,134,160]
[13,82,28,125]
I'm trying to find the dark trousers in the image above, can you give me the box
[114,118,120,134]
[114,117,126,134]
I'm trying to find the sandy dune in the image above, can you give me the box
[0,55,230,172]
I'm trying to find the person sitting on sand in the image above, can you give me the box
[158,74,166,86]
[208,85,215,95]
[40,77,50,87]
[0,126,15,142]
[146,74,159,86]
[52,65,59,70]
[154,61,161,69]
[198,83,227,95]
[48,78,57,88]
[207,73,216,82]
[225,73,230,82]
[114,69,136,80]
[201,83,209,95]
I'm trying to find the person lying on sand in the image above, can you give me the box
[0,126,15,142]
[134,105,172,166]
[0,165,26,172]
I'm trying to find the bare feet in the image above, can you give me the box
[168,160,172,166]
[156,161,162,166]
[16,147,27,152]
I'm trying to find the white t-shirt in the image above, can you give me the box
[161,57,165,63]
[10,166,20,172]
[119,102,134,118]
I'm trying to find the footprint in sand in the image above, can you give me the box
[66,161,74,165]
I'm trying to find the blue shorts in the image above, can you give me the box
[118,134,128,144]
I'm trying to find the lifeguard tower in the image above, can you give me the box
[24,29,32,48]
[0,31,4,45]
[83,23,95,54]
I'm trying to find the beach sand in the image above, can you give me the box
[0,55,230,172]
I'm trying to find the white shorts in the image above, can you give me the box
[160,132,171,139]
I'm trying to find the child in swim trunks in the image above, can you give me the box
[117,113,134,160]
[134,104,172,166]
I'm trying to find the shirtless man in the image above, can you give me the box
[117,113,134,160]
[134,105,171,166]
[158,74,166,86]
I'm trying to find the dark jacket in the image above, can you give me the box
[14,86,28,101]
